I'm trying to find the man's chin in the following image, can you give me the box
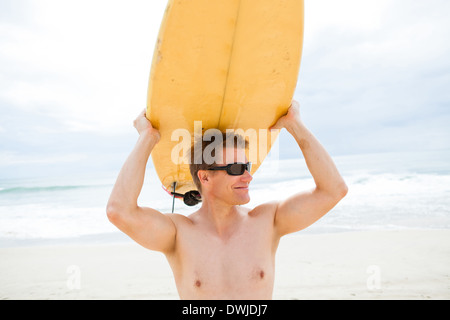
[234,194,251,206]
[217,190,250,206]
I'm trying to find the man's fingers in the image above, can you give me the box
[270,120,284,131]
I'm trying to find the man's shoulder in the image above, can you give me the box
[165,213,193,226]
[248,201,279,218]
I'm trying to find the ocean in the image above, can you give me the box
[1,150,449,247]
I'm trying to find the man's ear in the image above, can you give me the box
[197,170,209,185]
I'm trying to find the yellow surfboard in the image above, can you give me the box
[147,0,304,202]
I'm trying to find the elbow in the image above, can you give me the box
[325,181,348,203]
[106,200,137,227]
[106,201,123,225]
[319,180,348,202]
[336,181,349,200]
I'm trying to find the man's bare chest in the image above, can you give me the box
[168,221,277,298]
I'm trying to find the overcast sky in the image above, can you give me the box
[1,0,449,179]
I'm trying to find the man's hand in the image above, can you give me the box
[270,100,302,131]
[134,109,161,143]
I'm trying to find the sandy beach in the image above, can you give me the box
[1,229,449,300]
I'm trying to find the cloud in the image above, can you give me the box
[292,0,450,155]
[0,0,167,133]
[1,0,449,179]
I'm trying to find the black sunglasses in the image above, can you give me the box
[208,162,252,176]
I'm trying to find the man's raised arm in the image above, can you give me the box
[270,101,348,236]
[106,110,177,253]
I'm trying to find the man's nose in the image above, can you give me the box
[241,170,253,182]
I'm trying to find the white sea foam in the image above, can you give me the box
[1,151,449,243]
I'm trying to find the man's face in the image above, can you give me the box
[208,147,253,205]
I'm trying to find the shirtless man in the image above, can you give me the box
[106,100,348,299]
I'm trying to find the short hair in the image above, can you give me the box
[188,131,248,194]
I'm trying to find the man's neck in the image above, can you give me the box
[198,199,242,238]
